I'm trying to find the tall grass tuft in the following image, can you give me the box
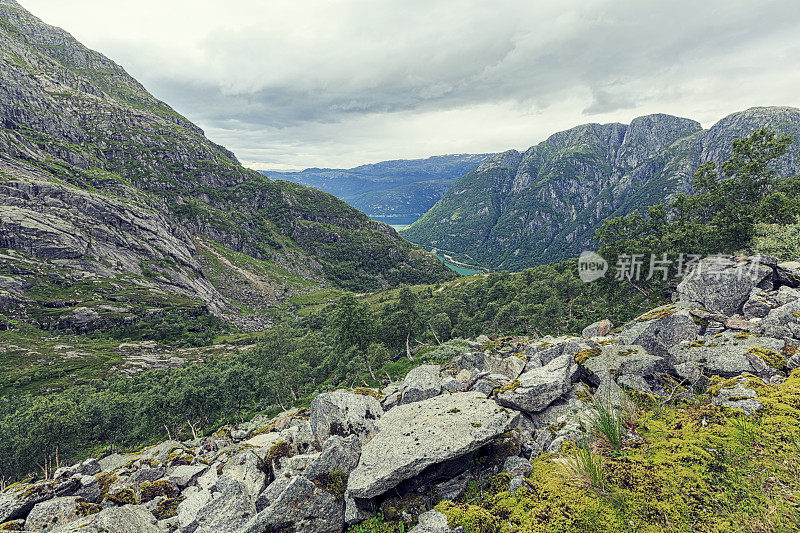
[587,397,626,452]
[567,439,606,495]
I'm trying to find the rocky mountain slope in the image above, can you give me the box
[0,0,453,332]
[3,254,799,531]
[260,154,490,222]
[401,108,800,270]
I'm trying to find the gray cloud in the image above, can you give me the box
[18,0,800,168]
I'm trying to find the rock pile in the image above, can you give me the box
[3,254,799,532]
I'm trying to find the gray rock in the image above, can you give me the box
[347,391,519,499]
[761,299,800,340]
[221,451,267,500]
[485,354,526,380]
[230,429,248,441]
[196,465,219,491]
[0,478,79,523]
[713,378,763,414]
[677,256,772,315]
[24,496,82,532]
[617,374,653,395]
[582,319,613,338]
[789,353,800,371]
[441,376,463,392]
[400,364,443,405]
[496,354,578,413]
[669,332,785,379]
[523,337,595,370]
[595,377,629,408]
[304,435,362,480]
[743,288,774,319]
[98,453,130,473]
[432,471,472,501]
[344,494,373,525]
[674,361,705,384]
[191,477,255,533]
[168,464,207,487]
[472,373,511,396]
[241,476,343,533]
[73,475,100,503]
[619,305,700,357]
[502,456,532,478]
[49,504,161,532]
[309,390,383,444]
[582,344,669,385]
[176,488,212,530]
[409,510,462,533]
[508,475,527,495]
[255,476,292,513]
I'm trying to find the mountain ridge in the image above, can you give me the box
[401,106,800,270]
[0,0,454,330]
[260,153,490,219]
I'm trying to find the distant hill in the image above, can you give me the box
[259,154,491,221]
[401,107,800,270]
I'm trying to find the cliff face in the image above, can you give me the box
[401,108,800,270]
[0,0,454,321]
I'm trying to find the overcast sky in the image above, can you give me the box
[17,0,800,170]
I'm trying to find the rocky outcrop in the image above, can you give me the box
[347,392,519,499]
[4,254,800,532]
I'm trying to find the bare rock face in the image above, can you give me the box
[347,392,519,499]
[402,107,800,271]
[241,476,343,533]
[49,505,162,532]
[309,390,384,444]
[496,354,578,413]
[676,256,773,316]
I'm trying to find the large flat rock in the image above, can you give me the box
[347,392,519,499]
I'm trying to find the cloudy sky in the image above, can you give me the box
[18,0,800,170]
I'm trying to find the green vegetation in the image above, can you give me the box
[432,373,800,532]
[597,128,798,291]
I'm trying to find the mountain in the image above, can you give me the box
[260,154,490,221]
[0,0,453,330]
[401,107,800,270]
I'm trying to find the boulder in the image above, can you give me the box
[619,305,700,357]
[176,488,212,530]
[669,333,786,379]
[484,354,526,380]
[712,378,763,414]
[49,504,161,532]
[502,456,533,478]
[410,510,462,533]
[304,435,361,480]
[582,344,669,385]
[400,364,443,405]
[0,477,80,523]
[220,451,268,499]
[309,390,383,444]
[582,319,613,338]
[167,464,207,487]
[241,476,343,533]
[347,392,519,499]
[24,496,83,532]
[496,354,578,413]
[190,477,255,533]
[523,337,595,370]
[760,299,800,340]
[676,256,772,315]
